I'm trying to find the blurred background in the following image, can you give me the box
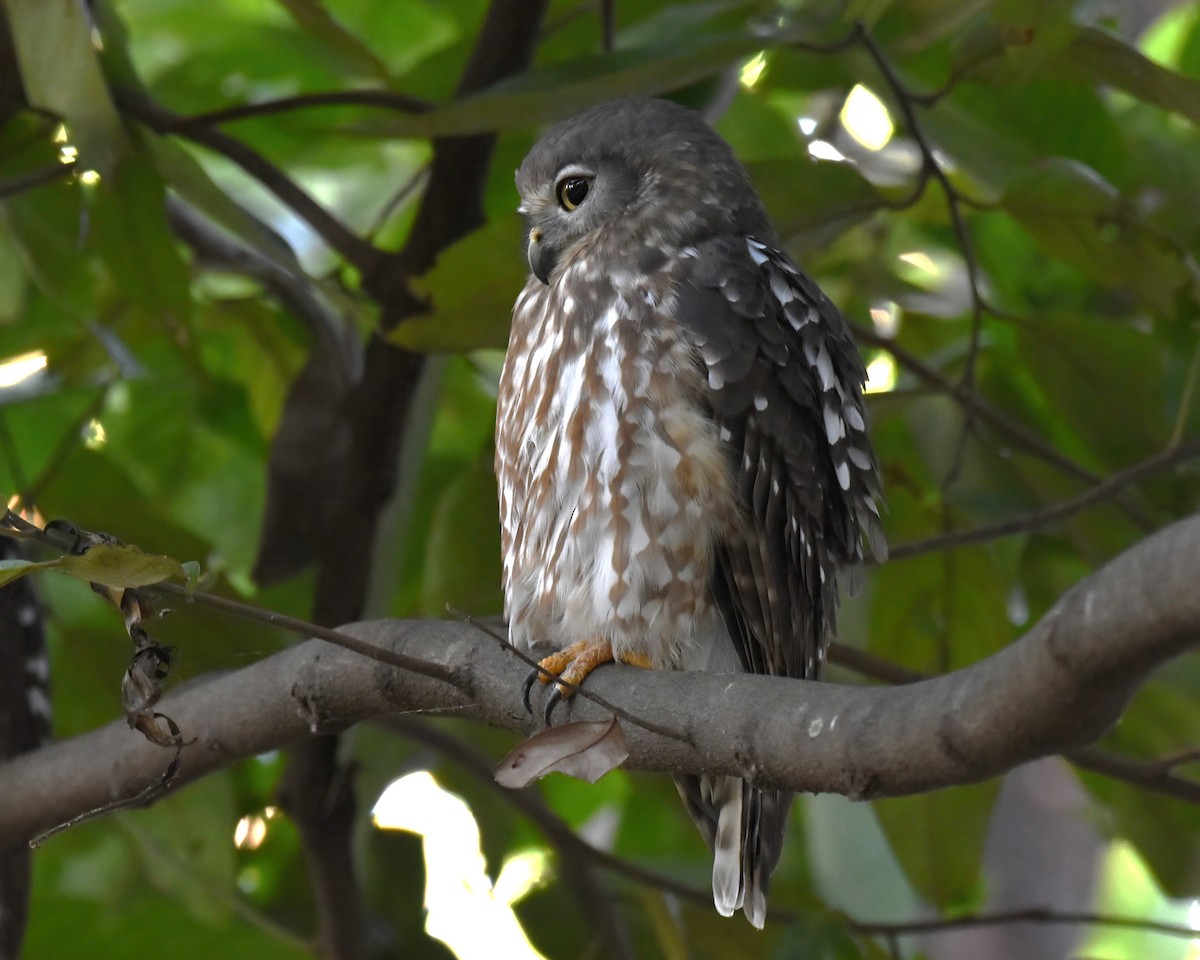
[0,0,1198,957]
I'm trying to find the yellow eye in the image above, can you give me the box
[557,176,590,211]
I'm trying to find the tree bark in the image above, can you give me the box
[1,513,1197,847]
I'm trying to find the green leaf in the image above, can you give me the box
[58,543,188,589]
[1016,314,1172,468]
[871,782,1000,907]
[273,0,393,84]
[746,158,883,242]
[356,28,782,139]
[1059,26,1200,127]
[803,794,921,923]
[870,517,1012,673]
[421,458,504,616]
[141,135,305,280]
[1003,158,1190,313]
[0,556,62,586]
[5,0,128,175]
[89,151,192,324]
[0,181,95,316]
[395,215,523,352]
[182,559,201,591]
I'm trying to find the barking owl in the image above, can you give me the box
[495,97,885,927]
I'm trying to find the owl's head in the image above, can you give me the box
[515,97,770,284]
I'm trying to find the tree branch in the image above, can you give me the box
[175,90,433,128]
[888,440,1200,560]
[852,322,1109,491]
[0,514,1197,846]
[0,162,74,199]
[114,88,385,274]
[850,908,1198,941]
[828,641,1200,803]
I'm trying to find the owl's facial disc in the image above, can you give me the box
[524,164,598,284]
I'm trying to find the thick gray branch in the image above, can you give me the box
[1,514,1198,846]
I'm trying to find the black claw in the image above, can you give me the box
[521,668,540,715]
[544,686,563,726]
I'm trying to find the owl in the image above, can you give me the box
[495,97,884,927]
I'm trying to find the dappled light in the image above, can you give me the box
[373,771,548,960]
[0,350,47,388]
[840,84,893,151]
[1,1,1198,957]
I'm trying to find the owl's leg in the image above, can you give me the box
[522,638,653,723]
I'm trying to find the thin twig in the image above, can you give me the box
[888,440,1200,560]
[447,607,692,744]
[365,163,429,240]
[151,581,460,687]
[30,749,179,847]
[791,26,866,55]
[1160,746,1200,770]
[852,323,1115,492]
[599,0,615,53]
[1065,748,1200,803]
[857,24,986,486]
[1169,336,1200,447]
[176,90,433,129]
[0,509,461,688]
[0,163,75,199]
[849,908,1198,940]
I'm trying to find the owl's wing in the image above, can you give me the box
[676,234,885,681]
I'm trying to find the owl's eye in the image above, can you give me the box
[557,176,590,211]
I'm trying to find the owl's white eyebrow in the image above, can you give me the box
[552,164,593,182]
[517,203,529,215]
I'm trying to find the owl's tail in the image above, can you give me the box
[674,773,791,929]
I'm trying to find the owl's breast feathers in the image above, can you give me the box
[498,232,883,674]
[496,247,733,665]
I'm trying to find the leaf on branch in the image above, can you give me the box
[0,556,62,586]
[58,543,188,590]
[181,560,201,593]
[395,215,523,352]
[1061,26,1200,128]
[1002,158,1190,313]
[494,718,629,787]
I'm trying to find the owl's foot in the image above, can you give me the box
[522,639,652,724]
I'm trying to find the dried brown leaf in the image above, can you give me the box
[494,717,628,788]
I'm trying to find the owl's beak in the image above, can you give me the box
[527,229,556,285]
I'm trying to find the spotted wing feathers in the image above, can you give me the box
[679,234,884,677]
[673,233,884,926]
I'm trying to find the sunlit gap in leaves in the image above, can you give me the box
[373,771,551,960]
[233,805,279,852]
[0,350,47,388]
[802,83,895,164]
[897,250,943,286]
[864,303,898,395]
[840,85,894,152]
[739,51,768,89]
[1081,841,1199,959]
[83,418,107,450]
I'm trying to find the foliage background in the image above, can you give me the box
[0,0,1198,957]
